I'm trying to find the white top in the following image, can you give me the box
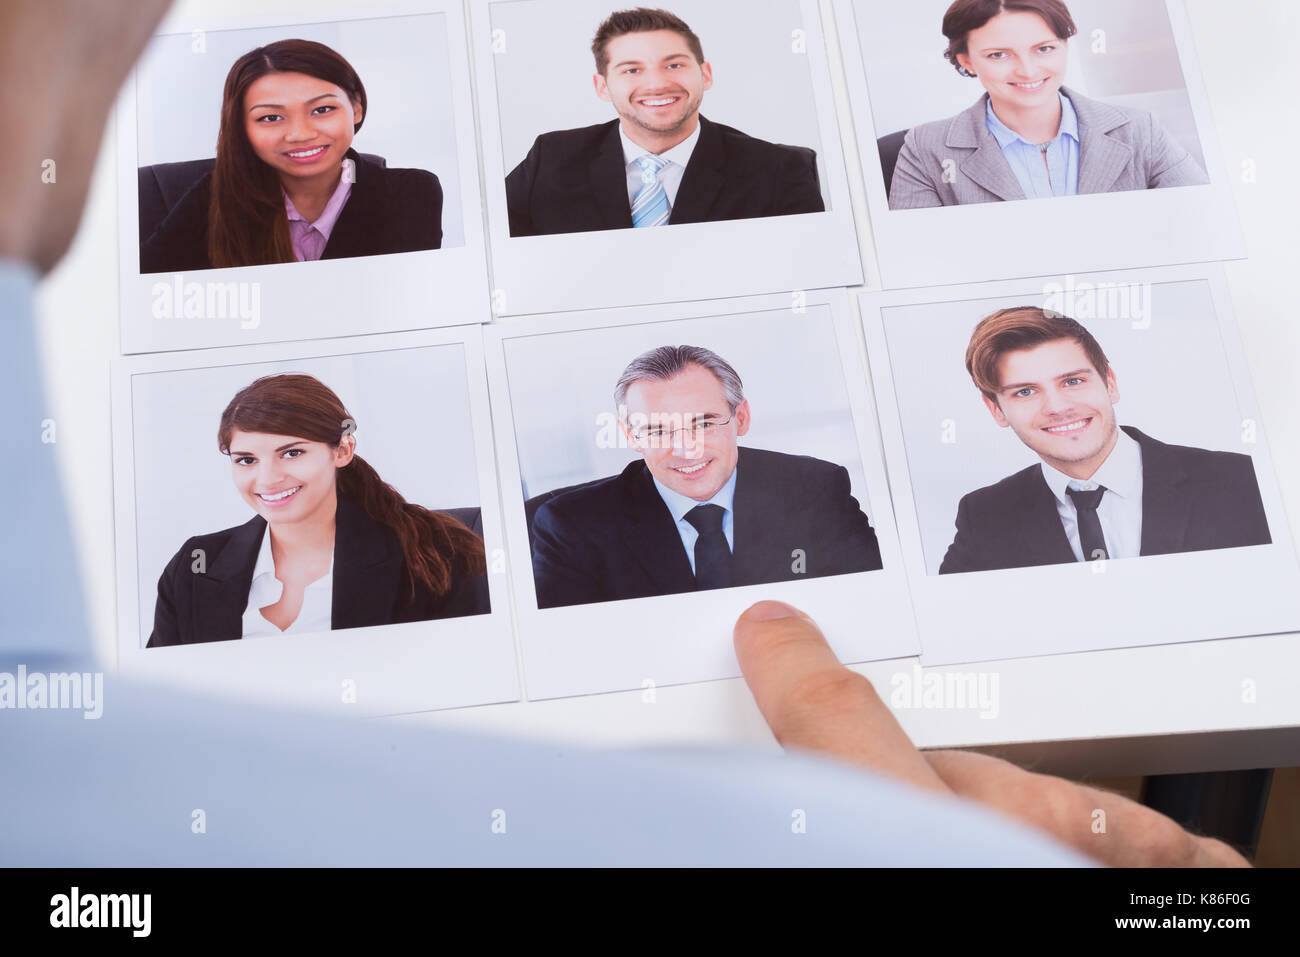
[240,527,334,638]
[619,122,701,208]
[1039,427,1144,562]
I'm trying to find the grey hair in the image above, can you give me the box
[614,345,745,412]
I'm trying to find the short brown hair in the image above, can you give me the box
[941,0,1077,76]
[592,7,704,76]
[965,307,1110,403]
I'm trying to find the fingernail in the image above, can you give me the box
[742,600,807,622]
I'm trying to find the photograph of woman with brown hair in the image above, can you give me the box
[147,373,487,646]
[139,38,443,272]
[887,0,1208,209]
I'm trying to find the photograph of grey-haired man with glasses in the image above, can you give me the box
[527,344,883,609]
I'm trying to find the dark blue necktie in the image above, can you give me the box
[1066,485,1108,561]
[684,504,732,590]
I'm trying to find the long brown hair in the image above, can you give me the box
[207,39,367,268]
[217,374,485,599]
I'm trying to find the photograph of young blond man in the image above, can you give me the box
[528,345,882,608]
[505,7,825,236]
[939,307,1270,574]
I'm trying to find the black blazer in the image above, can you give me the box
[530,446,882,609]
[147,497,488,646]
[505,115,824,237]
[139,149,443,273]
[938,426,1272,575]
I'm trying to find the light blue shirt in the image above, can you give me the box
[0,258,1087,866]
[652,466,738,574]
[985,92,1080,199]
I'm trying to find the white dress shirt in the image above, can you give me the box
[619,122,701,210]
[1039,427,1144,562]
[240,527,334,637]
[651,466,738,575]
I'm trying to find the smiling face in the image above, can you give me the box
[243,71,362,182]
[956,11,1068,118]
[619,363,750,502]
[227,430,354,527]
[981,338,1121,480]
[594,29,713,149]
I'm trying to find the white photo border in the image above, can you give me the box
[116,0,491,355]
[472,0,864,317]
[110,325,521,716]
[834,0,1245,290]
[859,262,1300,667]
[486,289,919,701]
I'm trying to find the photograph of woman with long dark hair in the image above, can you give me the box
[887,0,1208,209]
[140,38,443,272]
[147,373,487,646]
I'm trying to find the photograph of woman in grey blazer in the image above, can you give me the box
[888,0,1208,209]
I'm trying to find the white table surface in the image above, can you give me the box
[37,0,1300,776]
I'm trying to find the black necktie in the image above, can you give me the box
[684,504,733,590]
[1066,486,1108,562]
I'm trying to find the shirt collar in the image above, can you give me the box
[651,460,738,524]
[985,91,1079,148]
[283,157,355,237]
[1040,426,1143,506]
[619,122,701,171]
[251,523,275,582]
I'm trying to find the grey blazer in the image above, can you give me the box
[888,86,1207,209]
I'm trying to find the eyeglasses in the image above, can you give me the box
[630,416,734,445]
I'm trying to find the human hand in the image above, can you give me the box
[734,600,1249,867]
[0,0,173,275]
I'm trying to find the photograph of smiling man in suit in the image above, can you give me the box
[529,344,882,608]
[505,6,825,237]
[938,306,1270,574]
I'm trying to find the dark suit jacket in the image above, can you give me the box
[505,115,824,237]
[139,149,443,273]
[147,497,488,646]
[938,426,1271,575]
[530,446,882,609]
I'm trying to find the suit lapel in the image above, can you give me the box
[1127,427,1192,555]
[618,463,696,594]
[1012,467,1078,566]
[192,516,266,643]
[952,97,1024,202]
[1067,90,1133,194]
[730,448,779,583]
[670,116,724,224]
[323,151,382,260]
[590,122,634,229]
[331,496,404,629]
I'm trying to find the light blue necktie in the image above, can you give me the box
[631,154,671,228]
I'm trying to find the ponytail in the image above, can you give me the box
[336,453,486,600]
